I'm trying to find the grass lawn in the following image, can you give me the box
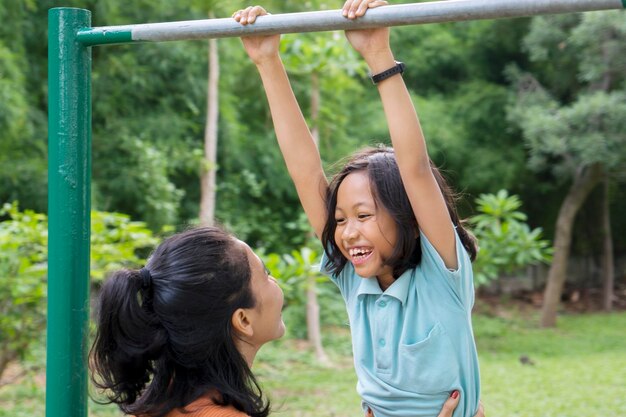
[1,311,625,417]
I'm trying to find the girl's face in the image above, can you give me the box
[334,171,398,290]
[240,241,286,346]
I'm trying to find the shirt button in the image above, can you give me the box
[378,338,386,347]
[379,300,387,308]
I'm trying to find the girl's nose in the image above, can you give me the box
[342,220,359,240]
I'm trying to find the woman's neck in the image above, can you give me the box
[235,339,259,368]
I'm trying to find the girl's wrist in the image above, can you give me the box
[254,53,282,69]
[362,49,396,74]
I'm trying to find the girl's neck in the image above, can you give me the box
[376,273,395,291]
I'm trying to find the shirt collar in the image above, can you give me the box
[356,277,383,297]
[385,269,412,305]
[356,268,413,305]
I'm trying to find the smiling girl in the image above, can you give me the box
[235,1,481,416]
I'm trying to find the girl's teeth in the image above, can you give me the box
[349,248,371,257]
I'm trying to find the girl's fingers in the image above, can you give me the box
[239,6,254,25]
[344,0,362,18]
[355,0,370,17]
[235,5,267,25]
[343,0,388,18]
[368,0,389,9]
[342,0,352,17]
[247,5,267,24]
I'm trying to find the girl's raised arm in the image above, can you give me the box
[234,6,328,239]
[343,0,458,268]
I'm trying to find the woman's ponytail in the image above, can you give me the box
[90,268,168,410]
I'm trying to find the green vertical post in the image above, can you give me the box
[47,8,92,417]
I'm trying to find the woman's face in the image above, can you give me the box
[333,171,398,289]
[240,241,286,345]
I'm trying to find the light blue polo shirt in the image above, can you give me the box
[321,230,480,417]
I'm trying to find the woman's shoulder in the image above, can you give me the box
[165,397,251,417]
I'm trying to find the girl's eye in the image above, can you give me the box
[335,217,346,224]
[358,214,371,220]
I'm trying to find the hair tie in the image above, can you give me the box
[139,267,153,289]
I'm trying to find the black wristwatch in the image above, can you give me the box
[370,61,405,85]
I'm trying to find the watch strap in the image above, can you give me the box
[370,61,405,84]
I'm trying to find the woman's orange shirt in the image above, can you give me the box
[164,397,250,417]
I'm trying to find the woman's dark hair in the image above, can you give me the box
[321,146,477,278]
[90,226,270,417]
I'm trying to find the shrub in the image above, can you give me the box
[0,202,159,380]
[469,190,552,286]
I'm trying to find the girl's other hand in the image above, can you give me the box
[233,6,280,65]
[342,0,391,59]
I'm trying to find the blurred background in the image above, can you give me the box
[1,1,625,416]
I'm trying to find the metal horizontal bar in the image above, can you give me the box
[77,0,625,46]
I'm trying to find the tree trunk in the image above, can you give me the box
[306,276,328,363]
[601,176,615,312]
[306,71,329,364]
[540,163,603,327]
[199,36,219,226]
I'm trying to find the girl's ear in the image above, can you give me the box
[231,308,254,338]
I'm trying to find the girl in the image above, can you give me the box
[90,226,476,417]
[235,1,481,416]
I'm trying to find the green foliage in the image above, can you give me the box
[470,190,552,286]
[8,1,626,258]
[0,4,46,213]
[90,211,160,284]
[0,203,47,377]
[0,203,158,380]
[93,132,185,230]
[261,244,343,338]
[281,32,365,76]
[262,245,323,338]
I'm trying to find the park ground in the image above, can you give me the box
[1,297,625,417]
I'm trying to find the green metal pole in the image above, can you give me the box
[47,8,92,417]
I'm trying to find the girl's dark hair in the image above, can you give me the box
[90,227,270,417]
[321,146,477,278]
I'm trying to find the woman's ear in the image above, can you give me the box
[231,308,254,338]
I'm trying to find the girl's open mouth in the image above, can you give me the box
[349,247,373,265]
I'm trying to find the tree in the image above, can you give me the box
[200,31,219,226]
[600,178,614,311]
[507,11,626,326]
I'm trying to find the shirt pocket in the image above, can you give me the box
[397,322,459,394]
